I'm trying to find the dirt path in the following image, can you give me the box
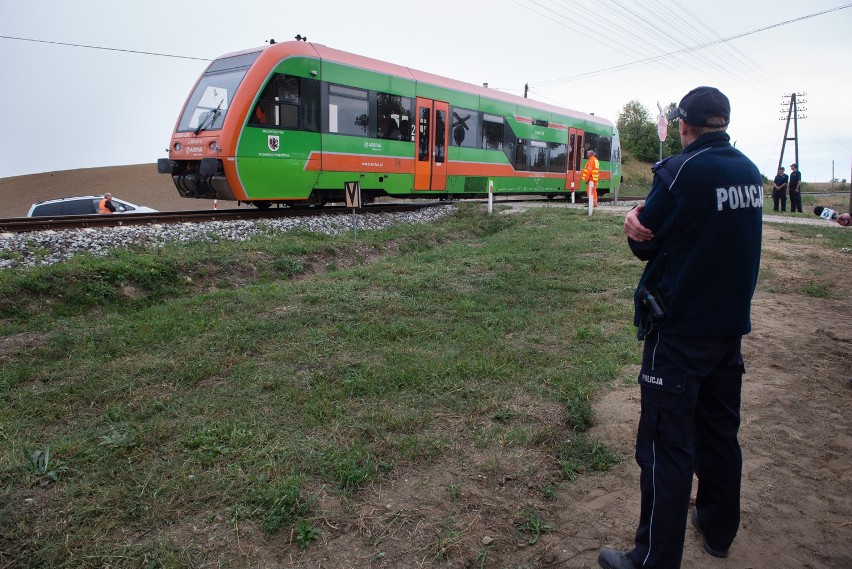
[577,223,852,568]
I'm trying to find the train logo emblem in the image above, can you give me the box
[267,135,280,152]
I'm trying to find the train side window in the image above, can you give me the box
[328,84,369,136]
[377,94,412,141]
[435,109,446,163]
[573,135,584,171]
[530,140,547,172]
[418,106,430,161]
[568,134,575,170]
[598,136,612,161]
[482,114,503,150]
[585,132,600,158]
[450,107,479,148]
[548,142,567,172]
[249,74,319,132]
[514,139,528,171]
[502,123,526,170]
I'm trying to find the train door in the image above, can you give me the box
[414,98,449,191]
[567,128,584,192]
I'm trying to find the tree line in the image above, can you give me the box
[616,100,681,163]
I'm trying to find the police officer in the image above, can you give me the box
[788,163,803,212]
[598,87,763,569]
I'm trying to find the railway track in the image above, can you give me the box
[0,195,644,235]
[0,202,453,234]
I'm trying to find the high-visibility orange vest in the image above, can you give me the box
[99,198,113,214]
[582,155,600,183]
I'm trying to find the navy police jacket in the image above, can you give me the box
[630,131,762,338]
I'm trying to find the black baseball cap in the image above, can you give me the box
[667,86,730,127]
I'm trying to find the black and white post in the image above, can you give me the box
[344,181,362,239]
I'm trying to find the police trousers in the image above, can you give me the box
[789,188,803,212]
[628,333,744,568]
[771,188,786,211]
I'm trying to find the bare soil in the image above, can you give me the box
[1,167,850,567]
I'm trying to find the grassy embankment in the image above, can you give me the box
[1,205,640,566]
[1,191,850,566]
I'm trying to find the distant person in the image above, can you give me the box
[582,149,600,206]
[772,166,788,212]
[99,193,116,214]
[253,104,268,125]
[599,86,762,569]
[788,163,802,212]
[837,212,851,227]
[399,118,411,142]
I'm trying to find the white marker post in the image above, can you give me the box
[656,102,667,163]
[488,179,494,215]
[588,182,594,217]
[344,181,362,239]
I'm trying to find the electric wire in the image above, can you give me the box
[530,3,852,87]
[0,35,212,62]
[627,0,769,91]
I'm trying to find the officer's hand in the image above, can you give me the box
[625,205,654,241]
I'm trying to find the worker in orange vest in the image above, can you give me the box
[99,193,116,214]
[582,149,600,206]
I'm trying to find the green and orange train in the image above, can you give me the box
[158,41,621,208]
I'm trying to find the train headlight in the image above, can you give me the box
[173,142,182,152]
[209,141,221,151]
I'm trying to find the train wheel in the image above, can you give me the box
[253,201,272,210]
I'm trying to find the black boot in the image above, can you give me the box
[598,548,637,569]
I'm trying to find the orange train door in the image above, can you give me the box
[414,98,449,191]
[567,128,584,192]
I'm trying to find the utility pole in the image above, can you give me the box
[524,83,528,98]
[777,92,807,172]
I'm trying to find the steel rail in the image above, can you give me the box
[0,202,452,234]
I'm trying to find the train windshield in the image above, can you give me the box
[176,51,262,133]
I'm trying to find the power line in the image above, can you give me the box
[0,35,212,62]
[531,3,852,87]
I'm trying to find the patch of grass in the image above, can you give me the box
[0,206,643,565]
[425,518,464,562]
[778,216,852,251]
[294,518,321,549]
[251,475,314,535]
[21,446,70,485]
[556,433,622,480]
[802,282,830,298]
[516,506,554,545]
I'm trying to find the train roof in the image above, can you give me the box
[216,42,614,129]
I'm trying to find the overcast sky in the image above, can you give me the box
[2,0,851,182]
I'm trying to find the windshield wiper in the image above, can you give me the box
[194,99,223,135]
